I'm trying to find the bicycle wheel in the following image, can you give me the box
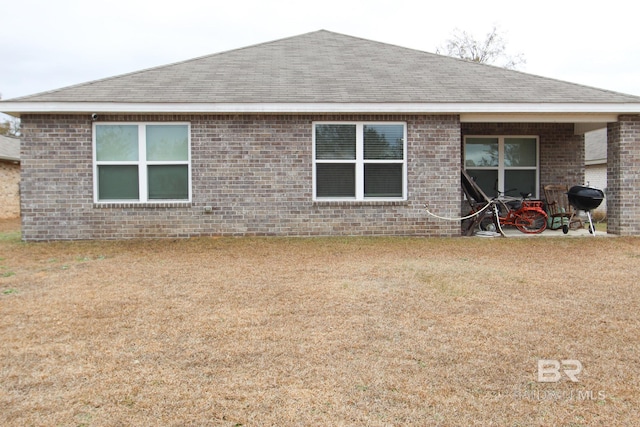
[479,214,497,232]
[515,210,547,234]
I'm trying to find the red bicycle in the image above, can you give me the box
[479,193,548,234]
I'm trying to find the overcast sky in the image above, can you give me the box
[1,0,639,101]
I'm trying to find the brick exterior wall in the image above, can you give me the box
[607,115,640,235]
[20,114,462,240]
[0,160,20,219]
[461,122,584,199]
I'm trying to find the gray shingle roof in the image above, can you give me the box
[7,30,640,105]
[0,134,20,162]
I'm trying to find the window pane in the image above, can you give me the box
[364,125,404,160]
[148,165,189,199]
[98,165,139,200]
[466,169,499,197]
[505,138,536,167]
[316,164,355,197]
[364,164,402,197]
[505,170,536,197]
[96,125,139,161]
[465,138,499,167]
[147,125,189,161]
[315,125,356,160]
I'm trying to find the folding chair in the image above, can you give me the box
[461,169,494,236]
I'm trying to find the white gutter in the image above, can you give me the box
[2,101,640,118]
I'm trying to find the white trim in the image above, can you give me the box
[3,101,640,116]
[312,121,407,202]
[460,113,620,123]
[92,122,192,204]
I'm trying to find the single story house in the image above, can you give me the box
[0,134,20,219]
[2,30,640,240]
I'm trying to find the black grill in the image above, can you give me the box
[567,186,605,211]
[567,185,605,236]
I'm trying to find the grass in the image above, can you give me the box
[1,217,639,426]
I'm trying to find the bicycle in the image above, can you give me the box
[478,192,548,234]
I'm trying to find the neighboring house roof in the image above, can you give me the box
[585,128,607,165]
[2,30,640,119]
[0,134,20,162]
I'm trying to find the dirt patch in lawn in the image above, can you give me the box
[0,216,19,233]
[1,221,639,426]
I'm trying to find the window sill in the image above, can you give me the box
[313,200,408,206]
[93,202,192,209]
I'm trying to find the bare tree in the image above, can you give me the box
[0,93,21,136]
[0,116,21,137]
[437,26,526,70]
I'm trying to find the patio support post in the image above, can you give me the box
[607,115,640,235]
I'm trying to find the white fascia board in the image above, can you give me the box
[2,101,640,116]
[461,113,619,124]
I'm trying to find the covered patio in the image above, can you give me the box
[459,114,640,236]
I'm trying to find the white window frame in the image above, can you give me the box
[463,135,540,198]
[93,122,192,203]
[313,121,407,201]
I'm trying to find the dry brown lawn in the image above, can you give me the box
[1,217,639,426]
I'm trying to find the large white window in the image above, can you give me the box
[93,123,191,203]
[464,136,539,198]
[313,122,407,201]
